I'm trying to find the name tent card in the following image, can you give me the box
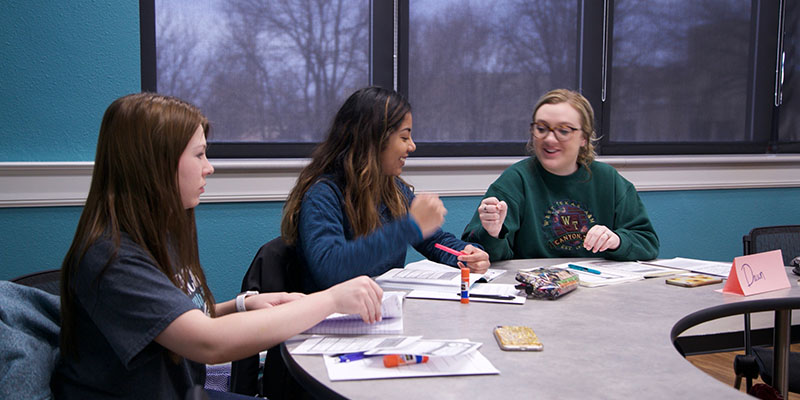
[722,249,790,296]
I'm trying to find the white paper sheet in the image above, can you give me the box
[478,269,506,282]
[640,257,732,277]
[375,260,483,292]
[323,350,500,381]
[291,336,422,355]
[578,260,681,278]
[303,292,405,335]
[406,283,525,304]
[366,339,482,357]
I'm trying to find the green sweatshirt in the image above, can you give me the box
[462,158,659,261]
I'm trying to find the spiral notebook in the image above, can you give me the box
[303,291,405,335]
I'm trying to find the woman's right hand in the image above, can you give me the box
[409,193,447,238]
[325,276,384,323]
[478,197,507,238]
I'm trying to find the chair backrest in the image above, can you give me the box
[743,225,800,266]
[239,237,303,294]
[230,237,306,399]
[11,269,61,296]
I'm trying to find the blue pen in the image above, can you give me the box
[568,264,602,275]
[337,352,367,363]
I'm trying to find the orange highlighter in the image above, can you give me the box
[383,354,429,368]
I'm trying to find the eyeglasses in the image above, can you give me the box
[530,122,581,142]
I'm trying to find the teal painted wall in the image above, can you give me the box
[0,1,140,161]
[1,2,799,302]
[3,189,800,301]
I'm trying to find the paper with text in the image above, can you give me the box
[479,269,506,282]
[364,339,482,357]
[722,250,790,296]
[291,336,422,355]
[375,260,483,292]
[323,349,499,381]
[406,283,525,304]
[580,260,680,278]
[303,292,405,335]
[641,257,731,277]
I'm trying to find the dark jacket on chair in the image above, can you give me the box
[229,237,306,399]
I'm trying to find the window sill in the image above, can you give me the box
[1,154,799,207]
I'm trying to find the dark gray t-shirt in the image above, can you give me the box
[53,234,206,399]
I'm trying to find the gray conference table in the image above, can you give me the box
[282,258,800,399]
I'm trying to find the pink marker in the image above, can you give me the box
[435,243,465,257]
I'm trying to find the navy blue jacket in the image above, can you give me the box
[297,177,480,290]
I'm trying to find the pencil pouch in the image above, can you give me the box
[514,268,579,300]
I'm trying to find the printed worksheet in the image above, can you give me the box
[302,292,405,335]
[291,335,422,355]
[323,349,499,381]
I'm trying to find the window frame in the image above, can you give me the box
[140,0,798,159]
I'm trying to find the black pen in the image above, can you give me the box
[457,293,515,300]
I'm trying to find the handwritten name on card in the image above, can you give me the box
[722,249,790,296]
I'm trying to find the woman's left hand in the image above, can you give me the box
[583,225,620,253]
[246,292,306,310]
[457,245,490,274]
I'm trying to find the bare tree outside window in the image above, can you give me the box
[408,0,578,143]
[156,0,369,143]
[149,0,793,154]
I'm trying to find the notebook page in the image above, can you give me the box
[303,315,403,335]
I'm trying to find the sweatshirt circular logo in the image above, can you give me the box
[543,200,595,250]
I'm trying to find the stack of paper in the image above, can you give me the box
[640,257,731,277]
[292,336,422,355]
[374,260,484,292]
[292,336,499,381]
[303,292,405,335]
[405,282,526,304]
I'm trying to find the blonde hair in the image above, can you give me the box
[526,89,598,171]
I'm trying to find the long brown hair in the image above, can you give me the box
[527,89,599,172]
[60,93,216,357]
[282,86,412,243]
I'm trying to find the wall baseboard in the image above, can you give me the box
[2,154,799,207]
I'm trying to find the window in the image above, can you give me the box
[406,0,577,156]
[609,1,751,143]
[141,0,798,158]
[150,0,370,157]
[778,0,800,151]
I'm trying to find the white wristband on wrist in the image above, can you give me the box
[235,291,258,312]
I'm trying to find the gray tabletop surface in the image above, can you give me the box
[284,258,800,399]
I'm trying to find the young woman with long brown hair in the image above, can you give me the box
[281,86,490,291]
[53,93,383,399]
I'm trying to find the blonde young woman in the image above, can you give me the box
[54,93,383,399]
[463,89,659,261]
[282,86,490,291]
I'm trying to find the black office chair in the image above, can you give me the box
[734,225,800,393]
[229,237,308,400]
[10,268,61,296]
